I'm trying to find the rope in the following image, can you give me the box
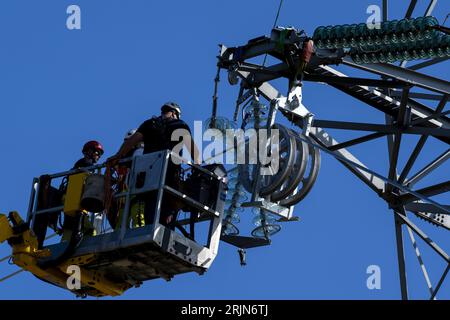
[0,270,24,283]
[262,0,284,67]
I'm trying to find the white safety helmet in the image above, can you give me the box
[161,101,181,117]
[124,128,137,140]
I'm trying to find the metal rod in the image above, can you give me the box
[164,185,219,217]
[408,57,450,71]
[385,114,396,192]
[153,151,170,233]
[399,94,447,184]
[233,85,245,122]
[387,88,409,191]
[26,178,38,224]
[170,152,224,181]
[398,136,428,185]
[406,149,450,188]
[406,226,434,297]
[119,166,133,241]
[424,0,438,16]
[0,270,24,283]
[394,211,450,262]
[430,263,450,300]
[33,206,65,216]
[311,119,449,136]
[304,74,406,88]
[405,202,450,215]
[294,133,450,213]
[211,66,221,128]
[390,92,449,101]
[29,179,40,232]
[405,0,418,18]
[400,180,450,204]
[312,120,392,132]
[411,110,450,126]
[406,97,450,132]
[328,132,386,151]
[46,157,133,180]
[394,212,409,300]
[397,87,411,127]
[388,134,402,191]
[342,58,450,95]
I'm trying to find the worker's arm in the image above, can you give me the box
[107,132,144,165]
[183,135,201,165]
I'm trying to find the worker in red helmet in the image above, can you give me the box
[73,140,104,169]
[61,140,105,242]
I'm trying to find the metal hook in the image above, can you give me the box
[238,248,247,266]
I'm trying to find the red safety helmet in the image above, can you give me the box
[82,140,104,156]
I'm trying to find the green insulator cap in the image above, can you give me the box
[399,33,409,44]
[316,39,325,49]
[411,49,420,60]
[370,53,379,63]
[325,39,334,49]
[416,30,425,41]
[405,18,415,32]
[436,47,446,58]
[334,25,344,38]
[438,35,449,46]
[374,35,383,45]
[324,25,333,38]
[381,20,391,34]
[419,48,429,59]
[357,23,367,37]
[352,53,362,64]
[328,26,337,39]
[386,51,397,63]
[341,37,350,48]
[349,24,357,36]
[366,36,375,46]
[390,33,400,44]
[361,53,371,63]
[388,20,399,33]
[342,24,351,38]
[414,17,425,30]
[424,16,439,27]
[377,52,387,63]
[313,26,326,40]
[393,50,403,61]
[407,31,416,42]
[387,41,401,52]
[427,47,437,58]
[398,19,409,33]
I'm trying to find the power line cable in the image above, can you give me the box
[0,226,114,284]
[262,0,284,67]
[0,270,24,283]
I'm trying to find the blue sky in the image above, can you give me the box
[0,0,449,299]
